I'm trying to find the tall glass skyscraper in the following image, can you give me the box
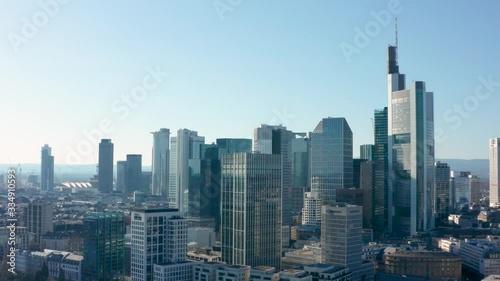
[221,153,282,270]
[310,118,353,205]
[125,154,142,195]
[41,144,54,192]
[254,124,293,226]
[291,133,310,215]
[373,108,388,234]
[168,129,205,213]
[98,139,114,193]
[435,162,451,221]
[490,138,500,207]
[151,128,170,198]
[387,44,435,235]
[388,81,435,235]
[82,212,125,281]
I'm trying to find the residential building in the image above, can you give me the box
[23,200,54,245]
[302,192,321,226]
[131,208,187,281]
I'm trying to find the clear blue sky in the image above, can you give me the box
[1,0,499,165]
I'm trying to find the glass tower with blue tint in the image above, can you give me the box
[310,118,353,205]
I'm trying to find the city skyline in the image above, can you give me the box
[1,1,500,165]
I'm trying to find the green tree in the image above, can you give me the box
[58,267,66,281]
[35,262,49,281]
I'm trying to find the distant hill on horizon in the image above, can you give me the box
[437,159,489,180]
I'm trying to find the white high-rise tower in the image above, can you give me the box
[490,138,500,207]
[151,128,170,198]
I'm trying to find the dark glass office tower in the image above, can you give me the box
[374,108,388,234]
[41,144,54,191]
[125,154,142,195]
[98,139,114,193]
[82,212,125,281]
[291,134,310,215]
[192,144,222,231]
[435,162,451,222]
[310,118,353,205]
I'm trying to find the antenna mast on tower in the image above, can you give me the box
[395,17,399,65]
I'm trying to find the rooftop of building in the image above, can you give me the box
[483,275,500,281]
[305,263,348,273]
[83,212,125,218]
[281,269,307,275]
[155,260,195,266]
[253,266,276,271]
[225,264,250,269]
[133,207,179,213]
[386,251,461,260]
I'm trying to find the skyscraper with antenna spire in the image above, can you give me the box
[387,19,435,235]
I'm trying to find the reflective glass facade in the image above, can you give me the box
[374,108,388,233]
[388,82,435,236]
[83,212,125,281]
[221,153,282,270]
[435,162,451,221]
[254,125,293,226]
[310,118,353,205]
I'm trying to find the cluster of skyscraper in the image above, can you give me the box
[35,41,500,281]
